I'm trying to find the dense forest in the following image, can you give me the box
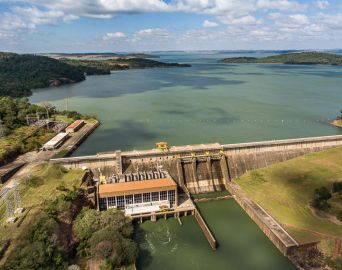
[46,52,160,59]
[0,97,50,131]
[218,52,342,65]
[1,175,137,270]
[0,53,88,97]
[0,52,190,97]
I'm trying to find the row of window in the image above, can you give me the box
[99,190,176,210]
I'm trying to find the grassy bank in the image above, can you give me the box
[0,164,85,264]
[235,147,342,264]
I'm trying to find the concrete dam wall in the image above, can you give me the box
[223,135,342,179]
[51,135,342,193]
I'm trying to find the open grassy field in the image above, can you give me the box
[54,114,75,124]
[235,147,342,258]
[0,164,85,264]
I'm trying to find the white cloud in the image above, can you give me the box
[219,15,262,25]
[12,6,63,24]
[257,0,306,11]
[315,0,330,10]
[103,32,126,41]
[0,6,66,40]
[63,14,79,22]
[1,0,342,49]
[316,13,342,30]
[0,0,309,19]
[134,28,169,38]
[203,20,218,28]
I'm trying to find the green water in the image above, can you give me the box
[135,200,296,270]
[29,52,342,156]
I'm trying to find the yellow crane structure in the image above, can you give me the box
[156,141,168,151]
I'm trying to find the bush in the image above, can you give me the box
[332,182,342,193]
[73,209,133,241]
[312,186,332,211]
[314,187,332,200]
[337,211,342,221]
[88,228,138,268]
[73,208,137,268]
[25,175,43,187]
[312,197,330,210]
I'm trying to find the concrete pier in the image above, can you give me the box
[194,207,217,250]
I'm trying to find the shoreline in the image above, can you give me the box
[329,118,342,128]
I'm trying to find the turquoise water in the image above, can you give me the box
[134,200,296,270]
[29,52,342,156]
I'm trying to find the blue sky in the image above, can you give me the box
[0,0,342,52]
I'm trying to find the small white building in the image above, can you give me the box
[43,132,69,150]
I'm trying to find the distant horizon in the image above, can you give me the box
[3,49,342,55]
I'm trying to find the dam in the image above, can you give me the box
[52,134,342,193]
[51,134,342,260]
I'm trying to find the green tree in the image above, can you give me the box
[314,187,331,200]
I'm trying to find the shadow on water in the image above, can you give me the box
[31,67,246,102]
[160,107,238,124]
[73,120,161,155]
[134,224,154,270]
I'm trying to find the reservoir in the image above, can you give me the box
[134,200,296,270]
[29,51,342,156]
[29,51,342,269]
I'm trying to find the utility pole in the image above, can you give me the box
[65,96,69,111]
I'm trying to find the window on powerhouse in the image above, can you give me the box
[160,191,167,200]
[143,193,151,203]
[152,192,159,201]
[117,196,125,208]
[168,190,175,205]
[134,194,142,204]
[108,197,116,207]
[125,195,133,205]
[99,198,107,210]
[100,189,176,210]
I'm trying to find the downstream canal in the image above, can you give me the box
[134,200,296,270]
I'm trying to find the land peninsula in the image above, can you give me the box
[218,52,342,65]
[0,52,190,97]
[331,110,342,128]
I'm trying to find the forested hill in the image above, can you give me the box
[218,52,342,65]
[0,53,92,97]
[0,52,190,97]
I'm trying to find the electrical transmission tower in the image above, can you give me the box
[3,189,14,218]
[13,183,22,210]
